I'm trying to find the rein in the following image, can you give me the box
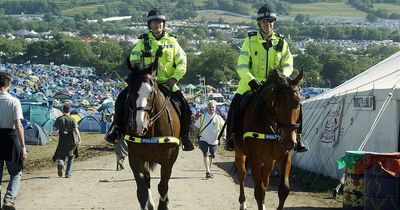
[250,85,300,133]
[135,80,173,133]
[250,84,278,134]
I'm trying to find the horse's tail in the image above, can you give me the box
[148,161,157,171]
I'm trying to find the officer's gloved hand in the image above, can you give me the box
[167,78,177,89]
[248,79,261,91]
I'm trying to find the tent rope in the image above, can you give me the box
[358,82,399,151]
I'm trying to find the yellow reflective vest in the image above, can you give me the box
[236,31,293,94]
[130,32,187,92]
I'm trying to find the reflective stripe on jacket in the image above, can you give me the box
[236,31,293,94]
[130,32,186,92]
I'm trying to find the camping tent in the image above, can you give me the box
[70,114,82,123]
[293,51,400,179]
[24,123,50,145]
[78,116,101,132]
[51,107,63,118]
[22,104,56,133]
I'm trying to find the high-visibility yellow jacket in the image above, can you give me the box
[130,31,186,92]
[236,31,293,94]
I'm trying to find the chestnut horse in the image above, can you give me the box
[234,69,303,210]
[123,53,181,210]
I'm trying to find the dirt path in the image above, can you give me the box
[11,148,340,210]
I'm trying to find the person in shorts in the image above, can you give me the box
[194,100,225,178]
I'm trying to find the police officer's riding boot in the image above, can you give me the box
[294,133,308,152]
[225,94,241,151]
[175,91,194,151]
[294,104,308,152]
[225,109,235,151]
[105,88,128,144]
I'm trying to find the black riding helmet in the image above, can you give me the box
[257,3,277,21]
[146,8,166,29]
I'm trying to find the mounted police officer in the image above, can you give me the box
[225,3,308,152]
[105,8,194,151]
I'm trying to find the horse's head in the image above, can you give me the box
[126,58,157,136]
[268,69,303,150]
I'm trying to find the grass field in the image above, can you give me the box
[194,10,252,24]
[373,3,400,13]
[287,2,367,18]
[58,1,400,22]
[62,4,103,16]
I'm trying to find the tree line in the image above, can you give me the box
[1,34,398,88]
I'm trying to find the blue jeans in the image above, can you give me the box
[57,156,74,177]
[0,160,23,204]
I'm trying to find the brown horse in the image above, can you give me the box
[234,69,303,210]
[123,55,181,210]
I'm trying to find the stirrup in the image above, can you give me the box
[225,142,234,151]
[182,143,194,151]
[294,141,308,152]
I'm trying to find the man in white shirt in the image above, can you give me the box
[0,72,27,210]
[193,100,225,178]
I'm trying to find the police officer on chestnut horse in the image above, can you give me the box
[225,3,308,153]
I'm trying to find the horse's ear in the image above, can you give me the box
[127,56,134,71]
[267,69,279,84]
[292,68,304,85]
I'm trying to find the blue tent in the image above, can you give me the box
[91,112,102,122]
[24,122,50,145]
[78,116,101,132]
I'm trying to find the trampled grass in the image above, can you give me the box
[24,133,112,172]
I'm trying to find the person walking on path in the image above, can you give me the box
[113,139,128,171]
[193,100,225,178]
[52,103,81,178]
[0,72,27,210]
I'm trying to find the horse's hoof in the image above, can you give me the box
[239,202,247,210]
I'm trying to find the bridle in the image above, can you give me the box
[251,84,301,134]
[133,76,172,135]
[274,87,301,130]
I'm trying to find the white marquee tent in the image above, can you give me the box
[293,51,400,179]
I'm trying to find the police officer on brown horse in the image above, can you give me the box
[225,3,308,152]
[105,8,194,151]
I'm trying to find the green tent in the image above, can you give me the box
[22,104,56,133]
[185,84,196,89]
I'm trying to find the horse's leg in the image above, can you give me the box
[144,162,155,210]
[251,158,269,210]
[130,159,149,210]
[235,149,247,210]
[157,163,173,210]
[276,152,291,210]
[261,160,275,210]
